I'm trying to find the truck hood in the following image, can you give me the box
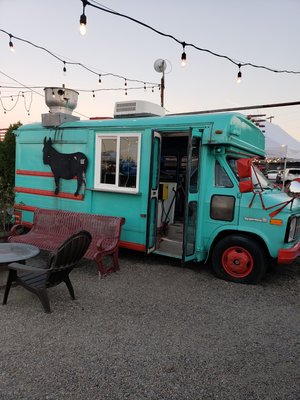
[256,188,300,214]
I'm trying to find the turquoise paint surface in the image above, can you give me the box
[15,111,298,258]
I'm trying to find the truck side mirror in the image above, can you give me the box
[287,178,300,197]
[237,158,252,178]
[239,180,254,193]
[237,158,253,193]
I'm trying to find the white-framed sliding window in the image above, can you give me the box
[94,133,141,193]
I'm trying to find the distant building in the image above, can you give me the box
[0,128,7,141]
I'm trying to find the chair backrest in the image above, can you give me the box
[45,230,92,287]
[39,232,87,282]
[49,230,92,270]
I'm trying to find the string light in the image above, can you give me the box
[0,81,159,116]
[237,64,242,83]
[84,2,300,76]
[98,74,102,84]
[79,0,88,36]
[23,91,33,115]
[63,61,67,74]
[181,42,187,67]
[0,91,21,113]
[0,71,88,118]
[124,79,127,87]
[1,83,160,95]
[0,29,159,87]
[9,34,15,52]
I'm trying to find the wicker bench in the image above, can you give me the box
[9,208,125,278]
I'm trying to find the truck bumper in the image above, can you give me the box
[278,241,300,264]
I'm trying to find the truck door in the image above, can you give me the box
[183,129,202,262]
[146,131,161,253]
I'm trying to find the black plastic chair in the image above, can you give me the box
[3,230,92,313]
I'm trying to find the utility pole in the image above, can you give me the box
[160,60,165,108]
[154,59,167,108]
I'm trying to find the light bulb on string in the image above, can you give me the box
[79,0,87,35]
[125,88,128,96]
[181,42,187,67]
[63,61,67,75]
[98,74,102,85]
[92,90,95,98]
[124,79,127,87]
[237,64,242,83]
[9,35,15,52]
[144,83,146,92]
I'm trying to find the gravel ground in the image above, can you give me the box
[0,249,299,400]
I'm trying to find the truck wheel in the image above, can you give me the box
[211,235,267,284]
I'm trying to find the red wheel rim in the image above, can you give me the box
[221,246,254,278]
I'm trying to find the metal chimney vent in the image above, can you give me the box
[42,87,80,127]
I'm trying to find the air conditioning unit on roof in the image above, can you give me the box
[114,100,165,118]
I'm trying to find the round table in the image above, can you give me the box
[0,243,40,288]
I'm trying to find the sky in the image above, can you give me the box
[0,0,300,141]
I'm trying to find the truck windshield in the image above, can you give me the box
[252,166,271,188]
[228,158,272,189]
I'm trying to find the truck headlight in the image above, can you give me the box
[287,217,297,242]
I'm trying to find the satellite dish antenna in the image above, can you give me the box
[154,59,167,73]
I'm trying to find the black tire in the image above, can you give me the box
[211,235,267,284]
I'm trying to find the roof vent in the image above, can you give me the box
[42,87,80,127]
[114,100,165,118]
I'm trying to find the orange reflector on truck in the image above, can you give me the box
[215,130,223,134]
[270,219,283,226]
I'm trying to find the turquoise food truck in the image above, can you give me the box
[13,88,300,284]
